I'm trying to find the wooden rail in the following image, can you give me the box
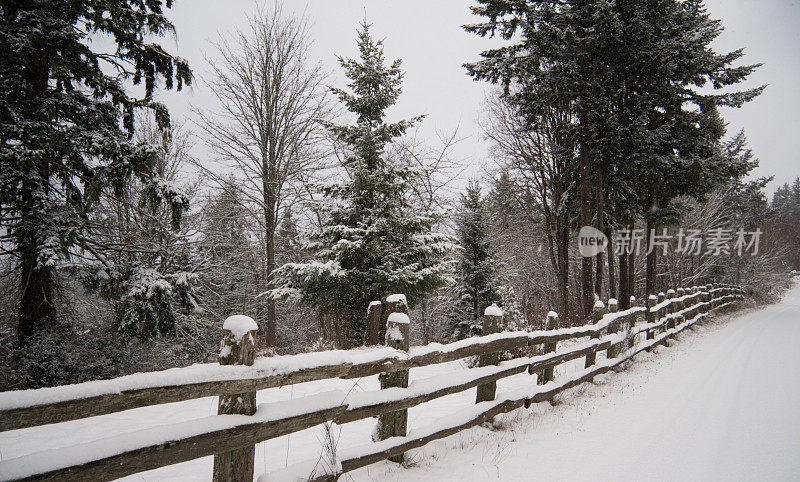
[0,284,744,482]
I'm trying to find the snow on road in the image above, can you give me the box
[355,281,800,482]
[1,282,798,481]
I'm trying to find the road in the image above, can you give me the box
[354,281,800,481]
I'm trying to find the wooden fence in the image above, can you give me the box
[0,284,744,481]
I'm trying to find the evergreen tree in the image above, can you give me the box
[197,179,258,319]
[450,183,500,339]
[0,1,192,342]
[772,178,800,270]
[270,24,452,347]
[80,118,198,340]
[465,0,762,308]
[275,208,302,266]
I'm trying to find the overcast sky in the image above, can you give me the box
[157,0,800,197]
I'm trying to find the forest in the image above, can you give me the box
[1,0,798,390]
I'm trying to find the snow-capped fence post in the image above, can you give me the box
[676,288,686,324]
[606,299,622,359]
[376,294,410,463]
[710,283,718,308]
[666,289,677,328]
[213,315,259,482]
[627,296,637,349]
[385,293,409,317]
[536,311,559,384]
[646,294,657,340]
[476,304,503,403]
[585,301,605,368]
[365,301,382,346]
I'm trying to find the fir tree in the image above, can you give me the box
[270,23,452,347]
[465,0,763,305]
[771,178,800,270]
[0,1,192,342]
[197,179,258,318]
[450,183,500,339]
[275,208,302,266]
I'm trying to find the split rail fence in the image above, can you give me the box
[0,284,744,481]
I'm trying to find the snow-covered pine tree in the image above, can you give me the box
[449,182,500,339]
[0,1,192,343]
[772,178,800,271]
[197,178,259,322]
[80,118,198,340]
[270,23,452,347]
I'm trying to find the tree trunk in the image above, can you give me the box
[594,169,605,299]
[17,43,55,344]
[579,140,594,320]
[18,240,56,342]
[263,194,277,348]
[558,217,571,322]
[645,215,656,298]
[607,228,617,301]
[627,221,636,299]
[618,251,629,310]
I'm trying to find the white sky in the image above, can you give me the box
[157,0,800,196]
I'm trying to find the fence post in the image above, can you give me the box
[666,289,677,328]
[365,301,382,346]
[376,295,410,463]
[628,296,637,348]
[676,287,686,324]
[710,283,718,308]
[536,311,559,384]
[585,301,605,368]
[213,315,258,482]
[606,299,621,359]
[476,304,503,402]
[646,294,657,340]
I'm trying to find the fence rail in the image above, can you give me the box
[0,283,744,482]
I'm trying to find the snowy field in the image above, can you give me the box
[1,282,798,481]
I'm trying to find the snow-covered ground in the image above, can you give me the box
[1,281,798,481]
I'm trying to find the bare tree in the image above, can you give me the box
[482,92,576,322]
[194,4,331,346]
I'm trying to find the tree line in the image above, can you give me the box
[1,1,797,389]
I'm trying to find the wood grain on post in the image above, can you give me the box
[365,301,382,346]
[585,301,605,368]
[476,304,503,402]
[376,294,410,464]
[213,315,259,482]
[536,311,559,384]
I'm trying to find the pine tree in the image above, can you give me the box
[270,23,452,347]
[465,0,763,307]
[80,118,198,340]
[197,178,259,320]
[449,183,500,339]
[275,208,302,266]
[0,1,191,342]
[772,178,800,270]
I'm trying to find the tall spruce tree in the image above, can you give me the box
[465,0,762,311]
[449,182,500,339]
[772,178,800,271]
[0,1,191,342]
[270,24,452,347]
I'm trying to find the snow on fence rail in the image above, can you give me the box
[0,284,744,482]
